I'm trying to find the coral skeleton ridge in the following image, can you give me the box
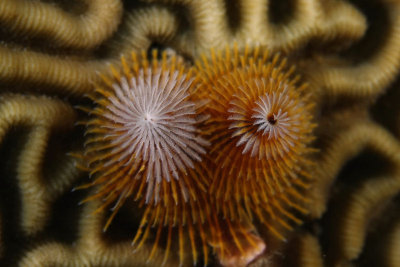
[0,0,122,50]
[387,218,400,267]
[0,0,400,266]
[18,198,173,267]
[285,233,324,267]
[0,94,79,235]
[310,120,400,217]
[0,0,123,96]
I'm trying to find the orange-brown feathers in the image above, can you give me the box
[78,45,317,267]
[195,45,316,240]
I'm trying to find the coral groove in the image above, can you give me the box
[0,94,79,234]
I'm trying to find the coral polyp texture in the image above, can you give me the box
[196,45,315,240]
[1,0,400,266]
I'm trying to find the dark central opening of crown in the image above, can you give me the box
[267,114,277,125]
[144,113,154,122]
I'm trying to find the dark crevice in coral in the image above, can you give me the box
[0,123,87,266]
[299,0,393,66]
[147,42,168,57]
[40,0,87,14]
[224,0,241,33]
[268,0,296,25]
[0,127,34,267]
[122,0,147,10]
[319,148,393,266]
[45,187,86,244]
[355,196,400,267]
[371,74,400,138]
[334,149,390,186]
[103,201,143,244]
[41,127,81,184]
[280,220,325,267]
[340,0,390,64]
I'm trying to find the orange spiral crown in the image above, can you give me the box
[195,44,317,240]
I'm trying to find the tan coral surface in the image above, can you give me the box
[0,0,400,266]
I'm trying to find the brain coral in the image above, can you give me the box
[0,0,400,266]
